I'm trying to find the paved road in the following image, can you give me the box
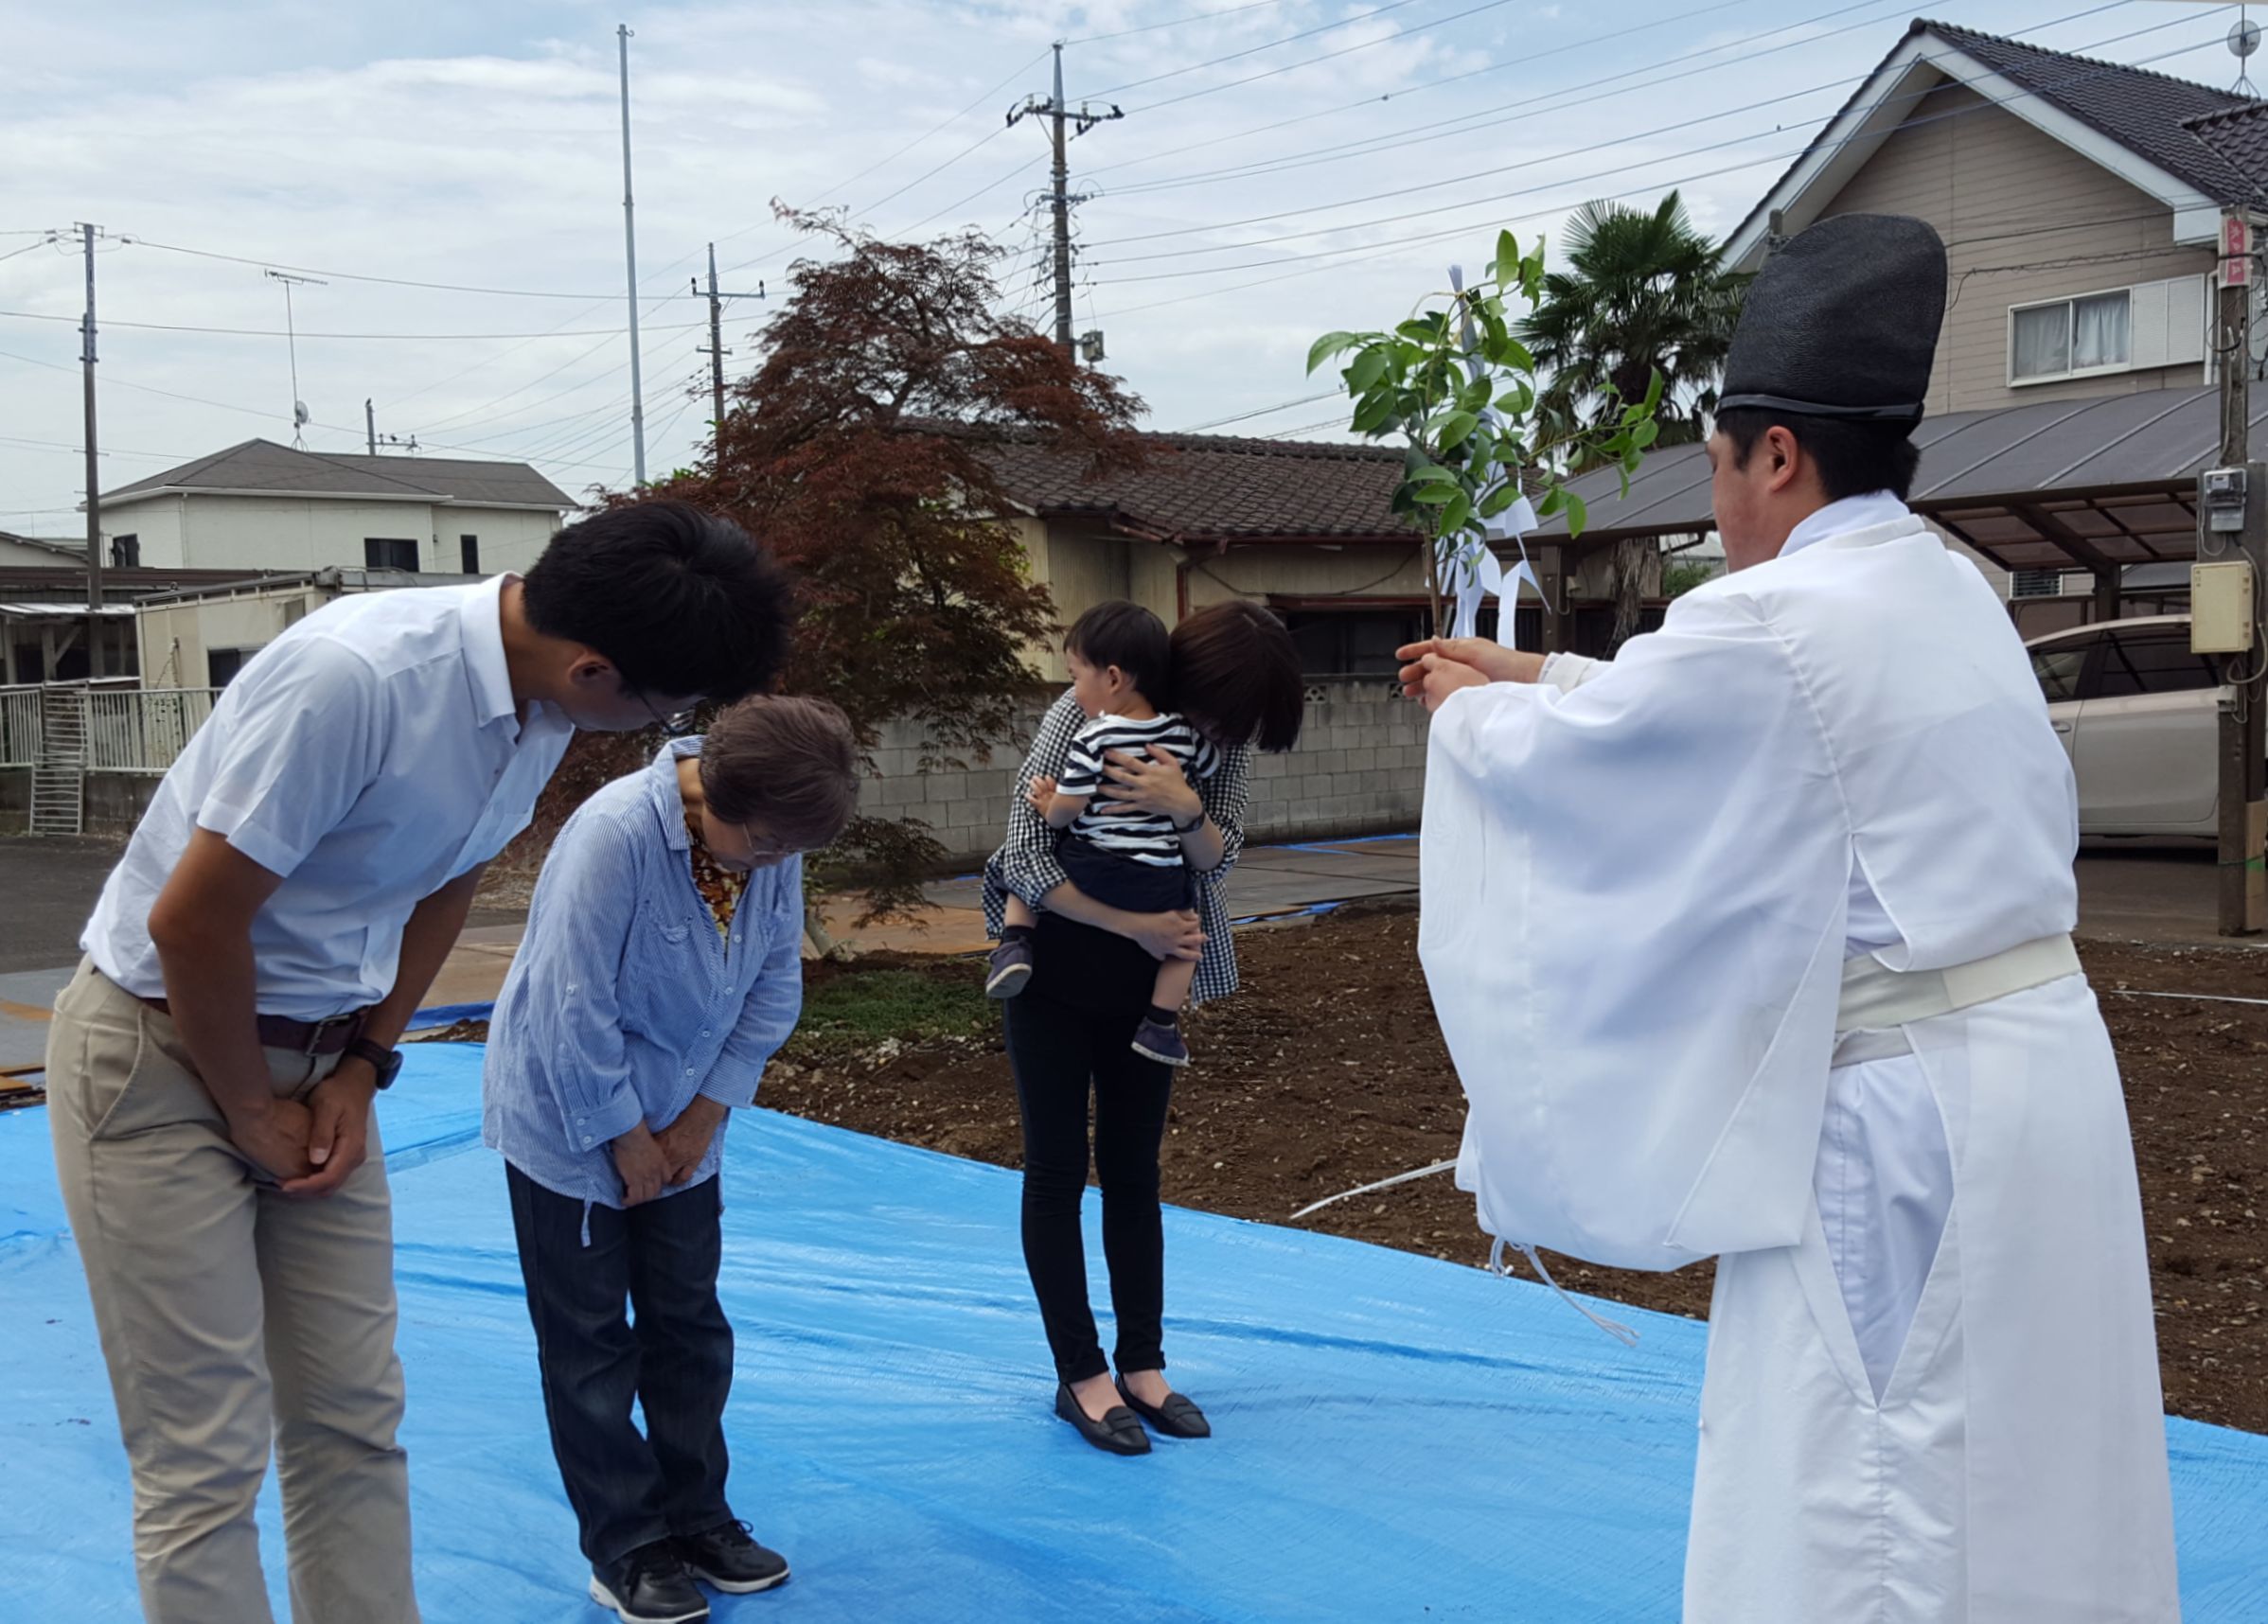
[0,830,2244,1071]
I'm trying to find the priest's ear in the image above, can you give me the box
[1748,424,1805,494]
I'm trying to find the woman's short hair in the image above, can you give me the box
[1166,600,1305,752]
[700,696,860,850]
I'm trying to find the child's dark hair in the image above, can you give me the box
[1168,599,1304,752]
[1065,600,1171,703]
[523,499,795,704]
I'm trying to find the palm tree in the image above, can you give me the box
[1519,192,1747,649]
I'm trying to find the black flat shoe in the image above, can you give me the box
[1055,1382,1151,1455]
[1115,1374,1212,1439]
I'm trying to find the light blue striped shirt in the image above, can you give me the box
[482,738,804,1208]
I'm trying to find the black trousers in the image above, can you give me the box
[506,1163,735,1567]
[1003,981,1176,1384]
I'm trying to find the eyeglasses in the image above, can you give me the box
[738,830,799,862]
[638,692,699,737]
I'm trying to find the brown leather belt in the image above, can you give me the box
[136,995,368,1056]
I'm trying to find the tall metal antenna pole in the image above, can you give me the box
[618,22,647,486]
[263,268,325,447]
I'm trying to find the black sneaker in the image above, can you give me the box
[985,936,1035,998]
[1131,1017,1189,1068]
[590,1541,709,1624]
[676,1520,790,1595]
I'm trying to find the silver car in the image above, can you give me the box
[2025,614,2231,838]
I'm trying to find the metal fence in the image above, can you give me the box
[86,688,217,773]
[0,686,39,768]
[0,684,220,774]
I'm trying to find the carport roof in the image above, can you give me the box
[1533,385,2249,574]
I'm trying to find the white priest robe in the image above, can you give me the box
[1419,494,2180,1623]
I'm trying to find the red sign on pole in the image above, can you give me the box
[2225,215,2253,286]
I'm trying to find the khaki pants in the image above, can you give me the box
[45,961,418,1624]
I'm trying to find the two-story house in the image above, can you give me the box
[90,439,574,577]
[1539,16,2268,639]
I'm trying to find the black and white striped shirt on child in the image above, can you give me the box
[1057,713,1223,866]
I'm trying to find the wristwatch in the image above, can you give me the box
[1173,808,1207,833]
[345,1036,403,1091]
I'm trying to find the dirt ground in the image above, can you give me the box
[748,904,2268,1436]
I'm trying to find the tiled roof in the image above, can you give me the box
[100,439,575,509]
[2182,100,2268,201]
[1918,20,2254,201]
[981,430,1415,543]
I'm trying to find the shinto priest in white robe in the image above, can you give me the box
[1424,487,2186,1615]
[1419,485,2181,1620]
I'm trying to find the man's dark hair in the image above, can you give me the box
[1167,599,1305,753]
[1713,408,1922,502]
[523,499,795,703]
[700,695,860,850]
[1065,600,1172,704]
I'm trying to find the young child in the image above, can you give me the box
[985,601,1218,1067]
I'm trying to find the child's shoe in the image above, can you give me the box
[1131,1016,1189,1068]
[985,936,1035,998]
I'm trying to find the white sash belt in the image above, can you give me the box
[1837,932,2081,1033]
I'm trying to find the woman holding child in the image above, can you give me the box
[983,599,1304,1456]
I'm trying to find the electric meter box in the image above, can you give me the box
[2203,467,2251,533]
[2192,560,2257,653]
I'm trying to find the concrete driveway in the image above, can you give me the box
[0,830,2246,1073]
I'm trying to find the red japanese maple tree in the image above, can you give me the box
[599,208,1147,939]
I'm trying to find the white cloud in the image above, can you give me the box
[0,0,2143,518]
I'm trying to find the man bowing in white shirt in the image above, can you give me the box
[47,501,793,1624]
[1401,214,2179,1623]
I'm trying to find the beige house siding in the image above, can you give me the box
[1816,80,2214,415]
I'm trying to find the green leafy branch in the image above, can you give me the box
[1307,230,1660,633]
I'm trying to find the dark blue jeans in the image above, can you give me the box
[506,1163,735,1567]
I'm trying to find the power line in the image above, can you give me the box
[122,238,623,300]
[1096,0,1909,199]
[1089,0,2136,255]
[0,307,706,342]
[1087,16,2224,284]
[1093,0,1435,97]
[1070,0,1288,45]
[1172,390,1341,431]
[1128,0,1523,115]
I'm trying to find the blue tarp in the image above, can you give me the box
[7,1043,2266,1621]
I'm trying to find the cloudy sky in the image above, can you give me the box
[0,0,2248,529]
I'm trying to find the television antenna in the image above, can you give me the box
[2137,1,2261,95]
[263,268,326,447]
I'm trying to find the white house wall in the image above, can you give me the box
[99,494,561,575]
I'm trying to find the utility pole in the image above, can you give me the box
[1010,43,1121,356]
[363,398,418,455]
[2206,208,2268,934]
[618,22,647,486]
[692,243,763,434]
[79,223,103,678]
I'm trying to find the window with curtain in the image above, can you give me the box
[2012,290,2133,381]
[2072,291,2131,370]
[2012,304,2070,380]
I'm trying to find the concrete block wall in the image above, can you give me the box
[3,683,1434,857]
[871,677,1428,865]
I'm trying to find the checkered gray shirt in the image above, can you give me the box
[983,690,1252,1005]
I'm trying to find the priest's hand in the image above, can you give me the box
[1395,638,1545,692]
[1403,653,1494,713]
